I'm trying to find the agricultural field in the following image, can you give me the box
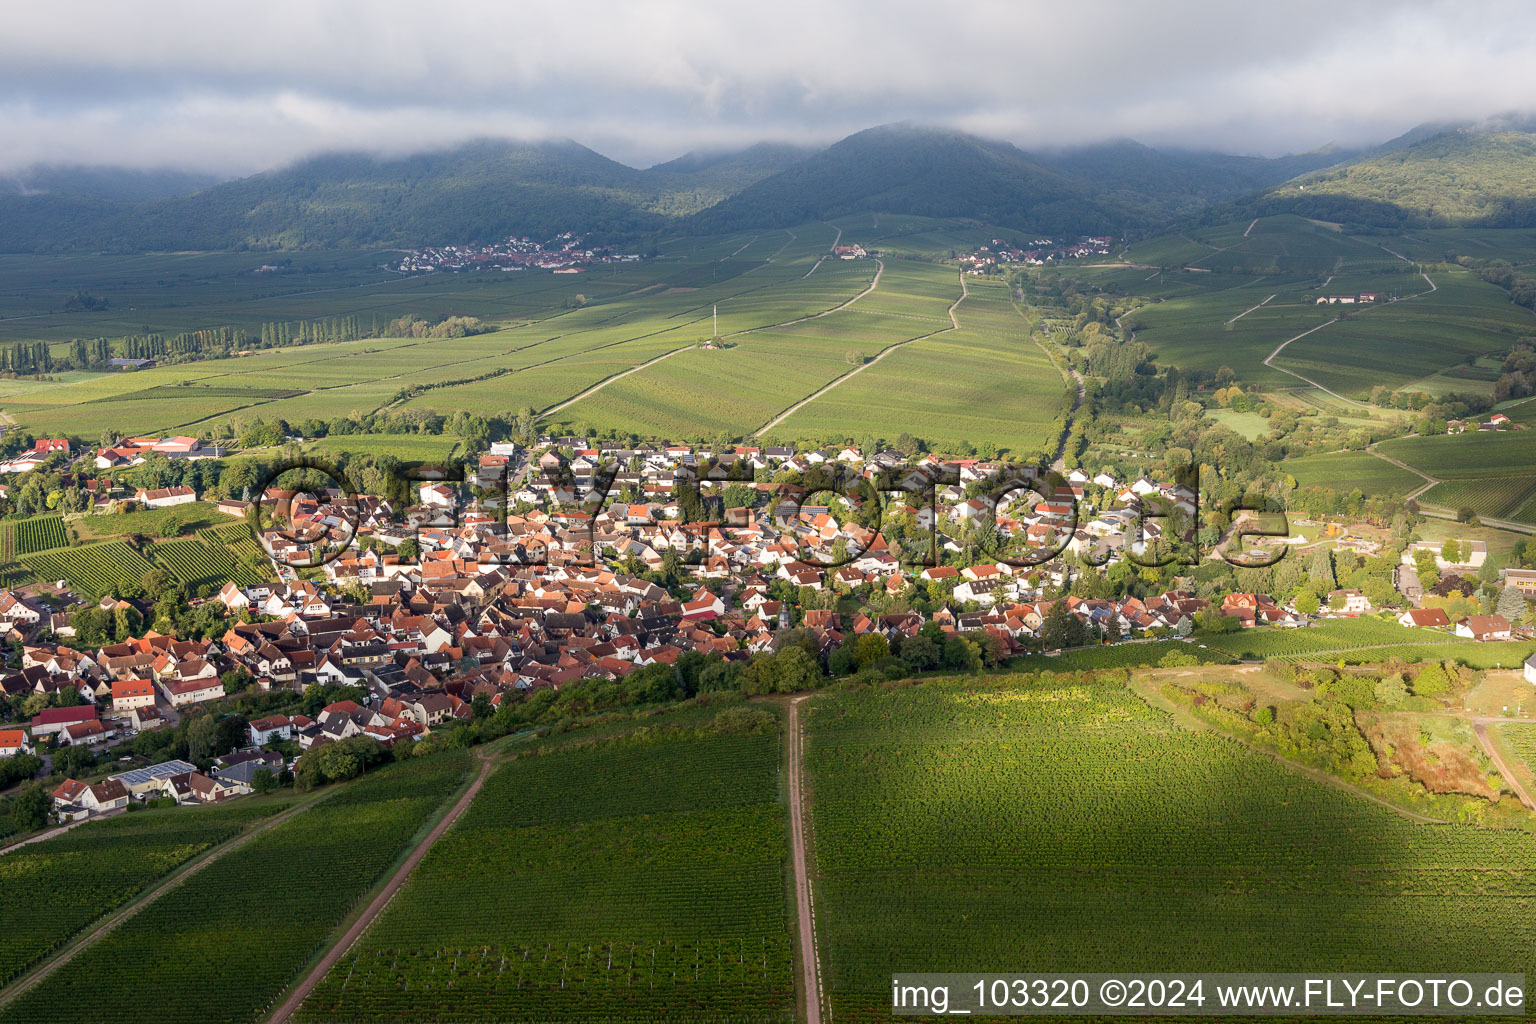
[806,676,1536,1023]
[0,751,475,1024]
[0,801,281,987]
[0,515,71,561]
[1374,431,1536,523]
[1377,431,1536,480]
[1200,617,1536,667]
[148,535,268,592]
[1501,724,1536,783]
[1421,476,1536,524]
[0,221,1071,454]
[1280,450,1425,496]
[198,520,271,570]
[296,728,793,1024]
[14,541,158,601]
[306,433,462,463]
[10,516,69,556]
[1270,270,1531,399]
[1013,639,1235,672]
[767,277,1067,458]
[1109,217,1529,401]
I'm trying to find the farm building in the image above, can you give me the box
[134,485,196,508]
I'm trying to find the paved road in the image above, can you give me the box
[787,696,823,1024]
[269,752,494,1023]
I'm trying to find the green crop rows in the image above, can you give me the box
[0,802,280,987]
[15,541,158,601]
[149,535,267,590]
[0,751,474,1024]
[807,676,1536,1023]
[1200,617,1536,665]
[1422,475,1536,524]
[10,516,68,556]
[1501,725,1536,780]
[1013,640,1235,672]
[297,732,793,1023]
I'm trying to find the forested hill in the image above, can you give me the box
[0,122,1486,252]
[686,125,1125,237]
[0,139,810,253]
[688,127,1360,238]
[1233,123,1536,229]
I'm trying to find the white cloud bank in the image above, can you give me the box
[1,0,1532,173]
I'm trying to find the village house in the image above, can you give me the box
[110,678,157,712]
[0,728,33,757]
[52,777,129,818]
[134,485,197,508]
[1456,615,1512,642]
[1397,607,1451,629]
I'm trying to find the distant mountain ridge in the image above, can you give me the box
[2,120,1520,252]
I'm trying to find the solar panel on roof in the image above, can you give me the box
[110,759,198,787]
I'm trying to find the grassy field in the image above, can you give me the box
[296,726,793,1023]
[0,751,475,1024]
[1206,408,1272,440]
[806,675,1536,1023]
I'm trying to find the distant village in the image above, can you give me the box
[960,235,1116,273]
[0,432,1532,824]
[394,232,643,274]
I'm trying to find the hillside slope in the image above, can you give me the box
[0,139,808,253]
[689,124,1124,237]
[1244,123,1536,228]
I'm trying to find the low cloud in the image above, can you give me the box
[2,0,1532,174]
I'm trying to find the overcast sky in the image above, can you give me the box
[2,0,1532,176]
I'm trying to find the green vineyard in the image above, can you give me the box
[807,676,1536,1024]
[297,730,794,1023]
[16,541,158,602]
[1502,724,1536,780]
[10,516,68,556]
[0,751,475,1024]
[0,802,280,987]
[150,535,268,591]
[1422,475,1536,524]
[1199,617,1535,666]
